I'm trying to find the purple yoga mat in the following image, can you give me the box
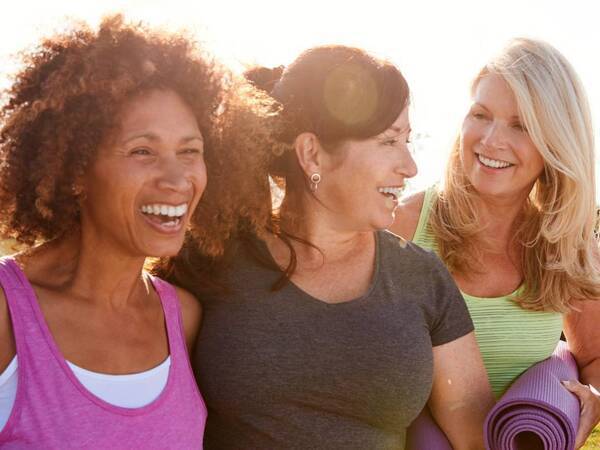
[405,406,452,450]
[485,341,580,450]
[405,342,580,450]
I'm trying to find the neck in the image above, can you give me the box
[473,192,529,251]
[279,193,372,263]
[22,229,149,309]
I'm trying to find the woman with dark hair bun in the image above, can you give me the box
[0,15,272,448]
[169,45,494,449]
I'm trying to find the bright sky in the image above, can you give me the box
[1,0,599,200]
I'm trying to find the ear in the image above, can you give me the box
[293,132,322,179]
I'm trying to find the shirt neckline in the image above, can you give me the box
[5,258,177,416]
[256,231,383,307]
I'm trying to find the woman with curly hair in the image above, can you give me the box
[0,15,266,448]
[392,38,600,448]
[164,45,494,449]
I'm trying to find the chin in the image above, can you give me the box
[470,178,509,197]
[370,214,396,231]
[141,240,185,259]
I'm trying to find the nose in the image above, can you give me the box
[156,156,194,192]
[394,147,418,179]
[481,121,508,150]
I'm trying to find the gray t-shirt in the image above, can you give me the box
[194,230,473,449]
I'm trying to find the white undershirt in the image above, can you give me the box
[0,355,170,431]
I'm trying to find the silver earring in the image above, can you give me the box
[310,173,321,191]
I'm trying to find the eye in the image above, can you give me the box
[382,138,400,146]
[472,112,487,120]
[512,122,527,133]
[180,147,203,155]
[130,147,152,156]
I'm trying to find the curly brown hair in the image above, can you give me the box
[0,15,277,271]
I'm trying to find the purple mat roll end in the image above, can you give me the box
[406,407,452,450]
[484,342,580,450]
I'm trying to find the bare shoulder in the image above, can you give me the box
[173,286,202,354]
[0,282,16,372]
[389,191,426,241]
[564,299,600,366]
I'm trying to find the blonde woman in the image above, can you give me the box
[392,38,600,448]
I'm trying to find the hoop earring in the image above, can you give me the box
[310,173,321,192]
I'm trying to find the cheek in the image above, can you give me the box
[529,150,545,178]
[193,163,208,196]
[519,139,545,172]
[460,121,479,149]
[458,135,472,167]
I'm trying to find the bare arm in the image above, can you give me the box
[564,300,600,388]
[388,191,425,240]
[563,300,600,448]
[0,287,16,372]
[429,332,494,450]
[174,286,203,355]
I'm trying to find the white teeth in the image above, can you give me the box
[478,154,512,169]
[377,186,405,199]
[140,203,188,218]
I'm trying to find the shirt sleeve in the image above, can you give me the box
[425,253,474,346]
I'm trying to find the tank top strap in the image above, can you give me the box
[147,276,189,363]
[0,257,49,362]
[413,185,440,252]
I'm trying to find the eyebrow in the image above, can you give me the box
[472,103,521,121]
[121,133,204,145]
[387,125,412,134]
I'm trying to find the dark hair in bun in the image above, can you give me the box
[245,46,409,149]
[244,65,284,95]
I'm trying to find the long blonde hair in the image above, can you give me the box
[430,37,600,312]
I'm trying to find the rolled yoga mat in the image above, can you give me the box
[405,407,452,450]
[485,341,580,450]
[405,342,580,450]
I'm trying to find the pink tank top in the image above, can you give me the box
[0,258,206,449]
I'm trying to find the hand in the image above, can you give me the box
[562,379,600,449]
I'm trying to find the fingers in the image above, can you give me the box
[561,380,600,448]
[562,379,588,397]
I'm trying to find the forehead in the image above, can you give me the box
[383,105,410,133]
[473,74,519,112]
[117,89,200,135]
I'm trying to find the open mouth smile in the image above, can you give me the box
[140,202,188,233]
[476,153,514,169]
[377,186,405,205]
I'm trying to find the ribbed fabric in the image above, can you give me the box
[0,257,206,449]
[413,186,563,398]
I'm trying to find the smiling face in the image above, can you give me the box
[318,106,417,231]
[80,89,206,258]
[460,73,545,202]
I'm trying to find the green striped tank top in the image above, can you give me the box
[413,187,563,398]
